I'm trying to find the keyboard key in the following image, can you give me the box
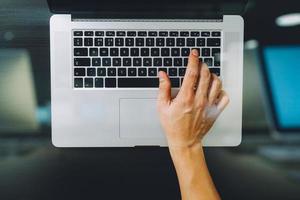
[84,38,93,46]
[125,38,134,46]
[169,68,177,76]
[74,31,83,36]
[151,48,160,56]
[204,58,213,66]
[87,68,96,76]
[156,38,165,46]
[106,31,115,36]
[108,68,116,76]
[97,68,106,76]
[123,58,131,66]
[153,58,162,66]
[166,38,175,46]
[181,48,190,56]
[179,68,186,76]
[105,78,116,87]
[118,68,127,76]
[207,38,221,46]
[161,48,170,56]
[84,31,93,36]
[89,48,98,56]
[180,31,189,37]
[110,48,119,56]
[212,48,221,65]
[171,48,180,56]
[74,48,88,56]
[118,78,159,88]
[176,38,185,46]
[197,38,205,46]
[102,58,111,66]
[141,48,150,56]
[95,31,104,36]
[113,58,121,66]
[95,38,103,46]
[74,58,90,66]
[191,31,200,36]
[115,38,124,46]
[212,31,221,37]
[135,38,144,46]
[74,78,83,88]
[160,68,171,76]
[74,68,85,76]
[209,68,220,76]
[105,38,114,46]
[146,38,155,46]
[174,58,182,66]
[138,68,147,76]
[202,48,210,56]
[169,31,179,36]
[148,68,157,76]
[163,58,172,66]
[133,58,142,66]
[143,58,152,66]
[74,38,82,46]
[92,58,101,66]
[95,78,104,88]
[100,48,109,56]
[117,31,126,36]
[148,31,157,36]
[84,78,93,87]
[138,31,147,36]
[127,31,136,36]
[120,48,129,56]
[159,31,168,36]
[131,48,139,56]
[128,68,137,76]
[183,58,188,66]
[187,38,195,46]
[201,31,210,37]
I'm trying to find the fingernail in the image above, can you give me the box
[192,49,198,56]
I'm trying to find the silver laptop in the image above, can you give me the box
[48,0,245,147]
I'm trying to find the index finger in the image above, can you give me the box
[177,49,200,99]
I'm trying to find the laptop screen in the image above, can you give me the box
[262,46,300,131]
[47,0,247,18]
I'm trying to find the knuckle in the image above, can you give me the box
[195,97,207,110]
[187,69,199,79]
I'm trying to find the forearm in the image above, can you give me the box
[169,143,221,200]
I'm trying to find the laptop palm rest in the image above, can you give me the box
[119,98,164,139]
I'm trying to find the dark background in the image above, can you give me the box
[1,0,300,200]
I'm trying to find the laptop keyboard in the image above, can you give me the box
[73,30,221,88]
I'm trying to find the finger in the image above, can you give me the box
[216,90,230,112]
[178,49,200,98]
[157,71,171,106]
[207,74,222,106]
[195,62,211,101]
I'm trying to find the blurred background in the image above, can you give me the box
[0,0,300,199]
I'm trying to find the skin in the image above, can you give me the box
[157,49,229,200]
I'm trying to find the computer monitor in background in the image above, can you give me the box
[0,49,39,134]
[260,45,300,140]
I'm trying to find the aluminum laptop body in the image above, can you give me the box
[48,0,246,147]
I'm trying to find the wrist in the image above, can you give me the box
[168,142,203,158]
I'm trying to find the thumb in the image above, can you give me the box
[158,71,171,106]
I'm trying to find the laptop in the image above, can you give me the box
[258,45,300,162]
[48,0,245,147]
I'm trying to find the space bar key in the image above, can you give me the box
[118,78,159,88]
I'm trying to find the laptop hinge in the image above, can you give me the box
[71,13,223,21]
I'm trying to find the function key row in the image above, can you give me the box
[73,31,221,37]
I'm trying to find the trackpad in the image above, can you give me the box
[119,98,164,138]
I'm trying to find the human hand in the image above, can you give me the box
[157,49,229,148]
